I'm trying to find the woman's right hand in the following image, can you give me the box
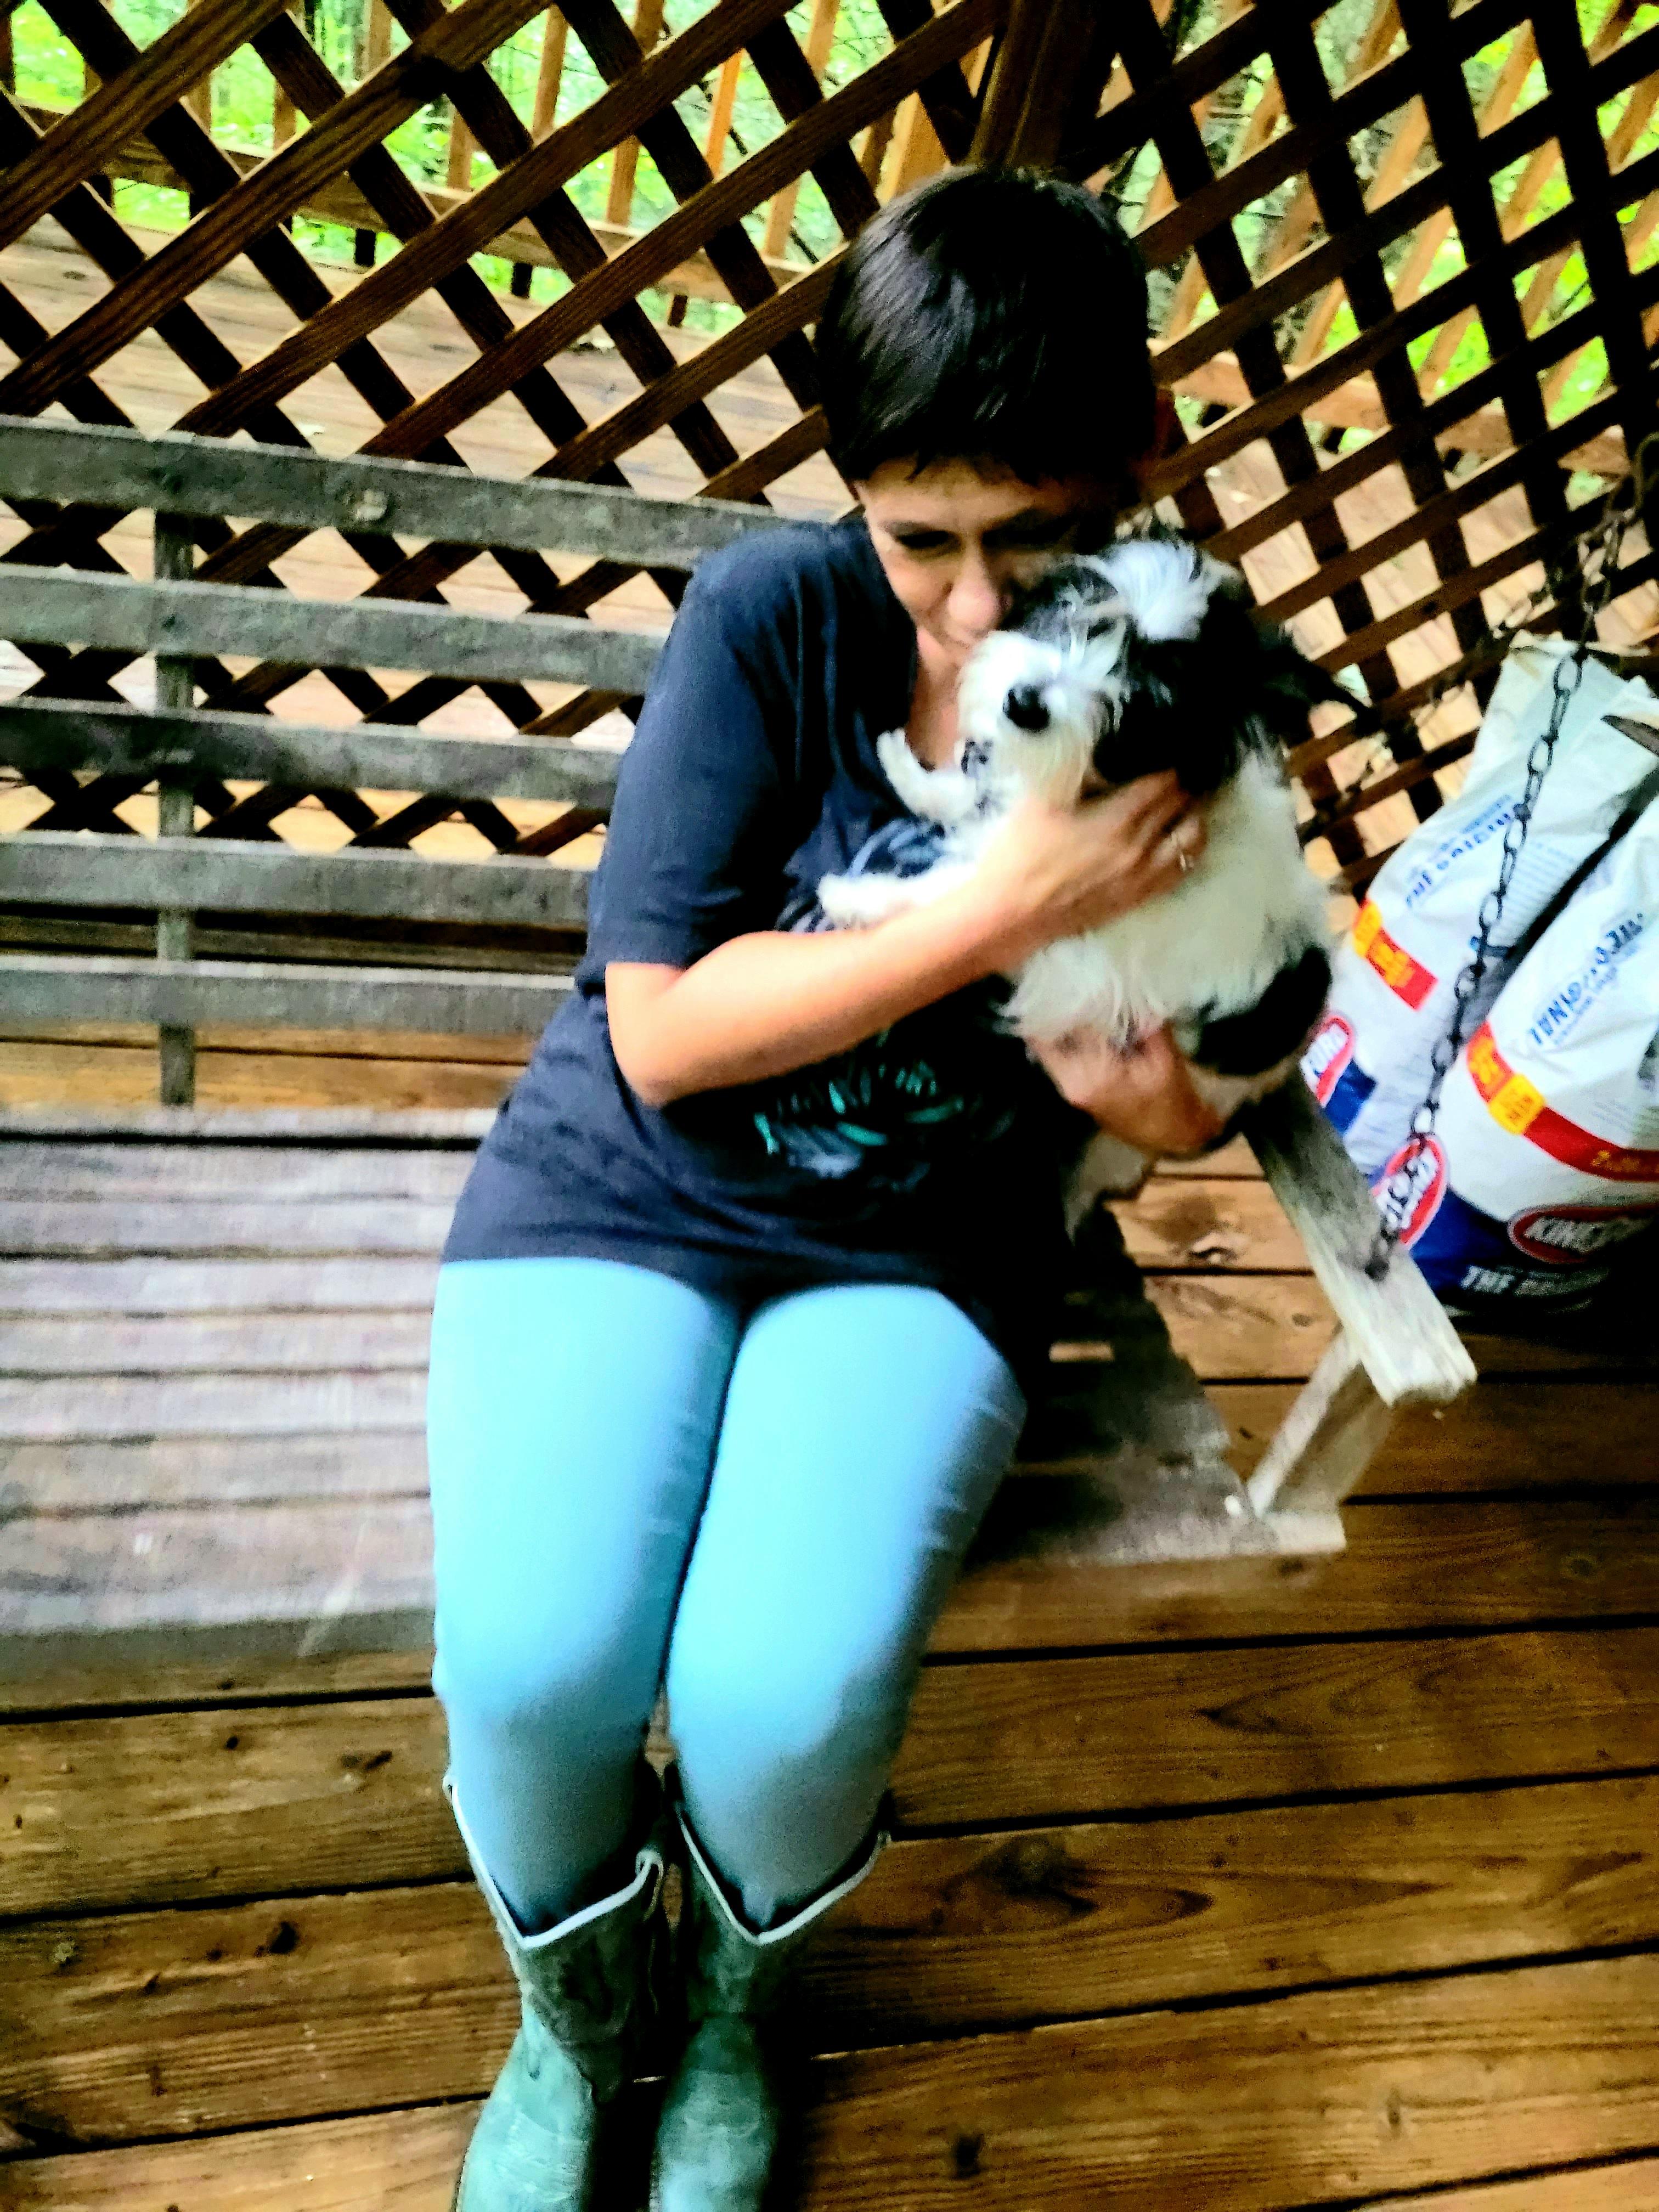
[971,770,1206,968]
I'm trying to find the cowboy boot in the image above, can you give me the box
[650,1780,888,2212]
[449,1768,668,2212]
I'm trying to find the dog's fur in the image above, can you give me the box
[818,533,1341,1217]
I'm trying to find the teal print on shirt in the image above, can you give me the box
[747,817,1019,1188]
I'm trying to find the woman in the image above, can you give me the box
[427,166,1221,2212]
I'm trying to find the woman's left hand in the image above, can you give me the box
[1028,1023,1227,1157]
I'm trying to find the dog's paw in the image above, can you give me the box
[817,871,911,928]
[877,729,980,826]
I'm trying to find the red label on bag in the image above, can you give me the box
[1304,1012,1356,1105]
[1352,901,1437,1010]
[1466,1023,1659,1183]
[1370,1136,1448,1249]
[1508,1201,1659,1266]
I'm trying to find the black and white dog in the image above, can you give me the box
[819,533,1341,1218]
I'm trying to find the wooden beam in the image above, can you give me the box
[1244,1081,1475,1409]
[0,696,623,808]
[0,953,570,1033]
[0,832,590,929]
[0,417,783,563]
[0,564,664,692]
[1247,1331,1396,1523]
[761,0,839,256]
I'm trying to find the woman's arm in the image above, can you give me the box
[607,774,1203,1108]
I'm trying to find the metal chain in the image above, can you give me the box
[1367,432,1659,1278]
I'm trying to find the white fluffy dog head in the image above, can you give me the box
[957,533,1344,805]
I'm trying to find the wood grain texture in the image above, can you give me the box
[0,956,567,1035]
[894,1623,1659,1824]
[0,697,625,810]
[1352,2158,1659,2209]
[8,1696,1658,1999]
[0,564,663,691]
[5,1946,1659,2203]
[5,1613,1656,1829]
[1245,1081,1476,1406]
[0,834,589,930]
[0,415,782,563]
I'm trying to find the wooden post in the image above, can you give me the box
[351,0,393,261]
[969,0,1113,172]
[1246,1333,1396,1525]
[605,0,668,230]
[702,48,743,176]
[152,516,197,1109]
[761,0,838,258]
[532,8,568,137]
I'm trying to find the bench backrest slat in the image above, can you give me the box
[0,417,785,566]
[0,697,623,810]
[0,832,590,930]
[4,566,664,693]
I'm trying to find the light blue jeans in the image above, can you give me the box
[426,1257,1024,1934]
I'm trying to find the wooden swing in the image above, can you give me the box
[0,417,1475,1678]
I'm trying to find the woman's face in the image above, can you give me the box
[855,459,1124,672]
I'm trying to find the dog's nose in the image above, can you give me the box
[1003,683,1049,732]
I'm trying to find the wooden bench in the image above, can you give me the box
[0,417,1475,1677]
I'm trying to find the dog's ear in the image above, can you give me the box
[1243,619,1357,749]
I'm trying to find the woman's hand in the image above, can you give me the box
[1028,1022,1227,1156]
[971,770,1206,969]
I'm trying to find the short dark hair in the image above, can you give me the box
[815,167,1157,491]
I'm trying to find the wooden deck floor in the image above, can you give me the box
[2,1029,1657,2211]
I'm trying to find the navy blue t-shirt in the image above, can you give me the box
[443,515,1084,1380]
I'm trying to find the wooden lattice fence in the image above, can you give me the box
[0,0,1656,929]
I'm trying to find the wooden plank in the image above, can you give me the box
[0,1186,1284,1261]
[898,1624,1659,1825]
[1220,1379,1659,1491]
[0,696,625,808]
[5,1378,1649,1515]
[0,1256,440,1314]
[0,1644,436,1714]
[0,956,568,1034]
[4,1922,1659,2200]
[2,831,584,929]
[4,1486,1657,1671]
[0,2106,486,2207]
[8,1741,1659,2059]
[0,1309,436,1374]
[0,1369,429,1439]
[10,1778,1659,2125]
[0,1431,428,1509]
[1355,2160,1659,2210]
[0,1108,497,1142]
[0,0,554,419]
[1247,1331,1395,1519]
[0,1143,475,1201]
[1245,1081,1476,1405]
[1133,1272,1339,1380]
[160,0,805,439]
[1113,1179,1298,1270]
[0,565,663,691]
[0,417,780,566]
[0,834,589,930]
[8,2044,1659,2212]
[0,1497,435,1671]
